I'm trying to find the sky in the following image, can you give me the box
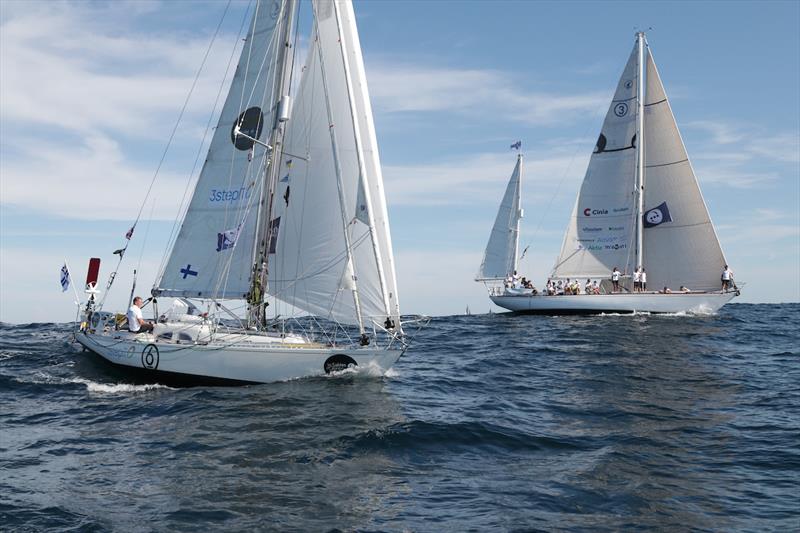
[1,0,798,324]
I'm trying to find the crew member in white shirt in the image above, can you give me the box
[611,267,621,292]
[127,296,154,333]
[721,265,734,291]
[633,267,642,293]
[640,268,647,292]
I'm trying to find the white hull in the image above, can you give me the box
[75,329,402,385]
[491,291,737,314]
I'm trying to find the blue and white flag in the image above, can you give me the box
[216,225,241,252]
[280,174,289,183]
[510,140,522,150]
[60,263,71,292]
[643,202,673,228]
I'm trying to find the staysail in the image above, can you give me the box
[477,154,523,280]
[551,46,640,279]
[641,47,726,290]
[265,0,399,328]
[156,1,288,299]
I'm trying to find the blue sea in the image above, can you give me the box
[2,303,799,531]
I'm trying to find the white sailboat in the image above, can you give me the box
[478,32,739,314]
[74,0,416,384]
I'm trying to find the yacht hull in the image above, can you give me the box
[75,330,402,385]
[490,291,737,315]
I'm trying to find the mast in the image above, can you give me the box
[634,31,646,271]
[249,0,298,326]
[512,153,523,274]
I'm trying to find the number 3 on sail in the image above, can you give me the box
[74,0,424,385]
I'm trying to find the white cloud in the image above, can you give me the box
[367,62,607,126]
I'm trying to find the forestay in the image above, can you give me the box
[552,47,639,279]
[266,0,399,328]
[478,155,523,280]
[156,1,287,299]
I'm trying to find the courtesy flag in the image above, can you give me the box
[60,263,71,292]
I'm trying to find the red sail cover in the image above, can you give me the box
[86,258,100,288]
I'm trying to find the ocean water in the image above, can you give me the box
[1,303,798,531]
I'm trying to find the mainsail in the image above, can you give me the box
[478,154,523,280]
[156,1,288,299]
[641,47,726,290]
[552,34,725,289]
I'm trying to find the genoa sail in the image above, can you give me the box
[156,1,288,299]
[551,46,640,279]
[478,154,523,280]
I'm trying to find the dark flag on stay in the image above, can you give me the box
[510,140,522,150]
[643,202,673,228]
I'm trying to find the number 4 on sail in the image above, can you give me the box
[73,0,424,384]
[478,32,740,314]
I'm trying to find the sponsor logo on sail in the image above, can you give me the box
[209,187,252,203]
[582,208,609,217]
[581,226,603,232]
[608,226,625,232]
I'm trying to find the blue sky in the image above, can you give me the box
[1,0,798,323]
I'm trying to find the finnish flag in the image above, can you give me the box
[60,263,71,292]
[643,202,672,228]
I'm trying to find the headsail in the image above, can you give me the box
[156,1,288,299]
[266,0,399,328]
[552,43,640,279]
[477,155,523,280]
[642,47,726,290]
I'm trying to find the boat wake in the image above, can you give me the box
[18,371,173,394]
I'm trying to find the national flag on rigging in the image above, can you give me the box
[60,263,71,292]
[285,159,293,168]
[280,174,289,183]
[510,140,522,150]
[216,225,241,252]
[125,225,135,240]
[643,201,673,228]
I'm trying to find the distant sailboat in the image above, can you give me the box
[74,0,415,384]
[478,32,739,314]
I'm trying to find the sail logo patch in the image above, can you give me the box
[231,107,264,151]
[583,208,608,216]
[614,102,629,117]
[643,202,673,227]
